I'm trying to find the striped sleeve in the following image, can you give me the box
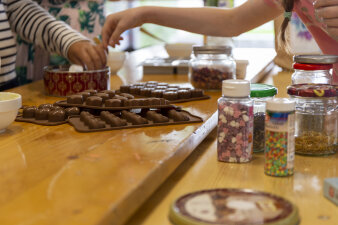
[4,0,89,58]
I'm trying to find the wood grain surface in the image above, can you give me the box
[0,46,276,225]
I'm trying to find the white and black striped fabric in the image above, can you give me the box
[0,0,88,84]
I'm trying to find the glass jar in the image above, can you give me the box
[217,80,253,163]
[250,84,278,153]
[287,84,338,156]
[189,45,235,90]
[292,55,338,84]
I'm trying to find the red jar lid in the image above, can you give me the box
[287,84,337,97]
[293,63,333,70]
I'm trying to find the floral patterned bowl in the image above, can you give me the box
[43,65,110,97]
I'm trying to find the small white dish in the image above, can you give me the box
[0,92,22,133]
[165,43,194,58]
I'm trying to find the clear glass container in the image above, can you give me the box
[189,45,235,90]
[288,84,338,156]
[291,55,337,84]
[250,84,277,153]
[217,80,253,163]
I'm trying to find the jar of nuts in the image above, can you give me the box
[189,45,235,90]
[287,84,338,156]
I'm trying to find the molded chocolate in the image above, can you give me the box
[146,111,169,123]
[100,90,115,98]
[119,93,134,99]
[140,88,153,97]
[78,92,91,101]
[23,106,37,118]
[163,91,178,100]
[38,103,54,109]
[151,90,164,98]
[178,90,191,99]
[48,109,66,122]
[84,89,97,95]
[67,95,83,104]
[87,118,105,129]
[129,86,141,95]
[120,85,131,93]
[191,89,204,97]
[86,96,102,106]
[105,99,121,107]
[65,107,80,116]
[35,108,51,120]
[121,111,148,125]
[168,109,189,121]
[94,93,110,101]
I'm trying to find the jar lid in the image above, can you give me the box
[222,79,250,97]
[287,84,337,97]
[169,188,299,225]
[293,55,338,64]
[266,98,295,112]
[293,63,333,70]
[193,45,232,55]
[250,83,278,97]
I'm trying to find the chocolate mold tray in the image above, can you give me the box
[118,81,210,103]
[69,109,203,132]
[54,90,177,110]
[15,104,80,126]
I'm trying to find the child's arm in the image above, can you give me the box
[5,0,106,69]
[102,0,283,47]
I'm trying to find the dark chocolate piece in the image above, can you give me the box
[166,88,179,92]
[151,90,164,98]
[105,99,121,107]
[87,118,106,129]
[149,98,161,105]
[48,109,66,122]
[94,93,110,101]
[120,85,131,93]
[84,89,97,95]
[100,90,115,98]
[191,89,204,97]
[67,95,83,104]
[168,109,189,121]
[121,111,148,125]
[65,107,80,116]
[129,86,141,95]
[113,95,128,103]
[100,111,127,127]
[163,91,178,100]
[155,86,167,90]
[38,103,54,109]
[140,88,153,97]
[35,108,51,120]
[178,90,191,99]
[146,111,169,123]
[78,92,91,101]
[86,96,102,106]
[119,93,134,99]
[23,106,37,118]
[52,106,63,111]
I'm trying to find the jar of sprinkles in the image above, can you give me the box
[287,84,337,156]
[189,45,235,90]
[265,98,295,177]
[292,55,338,85]
[217,79,253,163]
[250,84,278,153]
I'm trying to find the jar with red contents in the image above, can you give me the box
[292,55,338,85]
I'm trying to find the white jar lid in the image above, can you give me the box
[266,98,295,112]
[222,79,250,97]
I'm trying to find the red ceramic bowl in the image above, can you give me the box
[43,65,110,96]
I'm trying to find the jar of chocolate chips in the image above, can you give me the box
[287,84,338,156]
[189,45,235,90]
[217,79,253,163]
[250,84,277,153]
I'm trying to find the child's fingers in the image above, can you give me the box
[95,45,107,67]
[86,47,104,70]
[314,0,338,8]
[315,6,338,19]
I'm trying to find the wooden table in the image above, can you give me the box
[0,46,276,225]
[126,69,338,225]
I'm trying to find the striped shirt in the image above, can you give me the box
[0,0,88,83]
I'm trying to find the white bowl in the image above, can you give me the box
[165,43,194,58]
[107,51,126,74]
[0,92,22,133]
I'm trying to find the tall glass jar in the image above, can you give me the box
[189,45,235,90]
[292,55,338,84]
[250,84,278,153]
[217,80,253,163]
[287,84,338,156]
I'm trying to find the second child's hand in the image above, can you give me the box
[314,0,338,41]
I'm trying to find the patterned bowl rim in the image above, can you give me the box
[43,65,110,74]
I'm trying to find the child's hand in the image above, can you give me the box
[102,8,144,48]
[314,0,338,41]
[68,41,107,70]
